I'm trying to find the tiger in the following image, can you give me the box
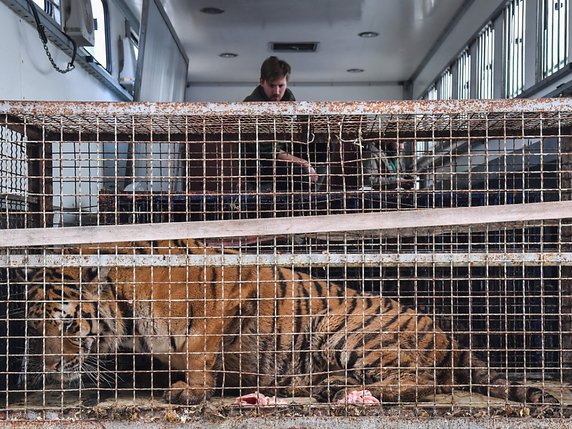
[21,239,557,406]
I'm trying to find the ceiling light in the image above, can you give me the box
[358,31,379,38]
[347,68,364,73]
[219,52,238,58]
[200,7,224,14]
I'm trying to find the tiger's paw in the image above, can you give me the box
[526,387,559,405]
[164,381,211,405]
[312,376,348,402]
[312,384,338,402]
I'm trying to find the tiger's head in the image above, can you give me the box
[23,267,125,384]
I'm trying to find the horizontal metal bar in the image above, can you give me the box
[0,201,570,247]
[2,252,571,268]
[1,98,572,117]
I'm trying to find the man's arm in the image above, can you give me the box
[277,150,318,184]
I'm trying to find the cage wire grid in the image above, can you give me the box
[0,99,572,424]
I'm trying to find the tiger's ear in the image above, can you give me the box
[82,266,111,282]
[8,267,38,282]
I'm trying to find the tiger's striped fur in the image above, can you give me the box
[23,239,556,405]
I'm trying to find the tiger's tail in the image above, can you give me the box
[452,349,558,404]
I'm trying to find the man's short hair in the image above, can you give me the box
[260,56,291,82]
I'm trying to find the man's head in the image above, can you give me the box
[259,56,291,101]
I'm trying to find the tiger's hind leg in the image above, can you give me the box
[313,370,439,404]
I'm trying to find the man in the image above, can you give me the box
[244,56,296,102]
[243,56,317,191]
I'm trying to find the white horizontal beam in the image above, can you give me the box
[1,252,571,268]
[1,201,570,248]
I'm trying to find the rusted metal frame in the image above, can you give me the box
[20,126,572,143]
[2,99,572,117]
[1,101,572,142]
[3,109,572,144]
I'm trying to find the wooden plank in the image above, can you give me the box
[1,200,571,248]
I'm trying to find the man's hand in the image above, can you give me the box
[304,162,318,184]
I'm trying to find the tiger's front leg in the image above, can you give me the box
[154,280,247,405]
[161,332,223,405]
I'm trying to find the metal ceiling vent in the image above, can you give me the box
[270,42,319,52]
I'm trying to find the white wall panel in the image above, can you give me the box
[0,2,120,101]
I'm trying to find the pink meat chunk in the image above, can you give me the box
[233,392,289,406]
[336,389,380,405]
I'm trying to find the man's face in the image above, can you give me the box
[260,76,288,101]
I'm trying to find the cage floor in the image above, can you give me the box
[4,381,571,424]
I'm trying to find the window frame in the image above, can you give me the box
[32,0,61,23]
[85,0,112,73]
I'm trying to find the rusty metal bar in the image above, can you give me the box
[2,98,572,116]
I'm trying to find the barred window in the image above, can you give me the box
[504,0,526,98]
[540,0,569,78]
[457,49,471,99]
[475,24,495,99]
[438,69,453,100]
[424,84,438,100]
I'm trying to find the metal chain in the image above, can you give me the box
[26,0,76,74]
[41,35,75,74]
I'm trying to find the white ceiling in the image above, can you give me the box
[124,0,467,85]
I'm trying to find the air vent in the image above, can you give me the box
[270,42,319,52]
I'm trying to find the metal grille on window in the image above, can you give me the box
[424,84,438,100]
[504,0,526,98]
[456,49,471,99]
[437,69,453,100]
[1,100,572,425]
[541,0,569,78]
[475,23,495,99]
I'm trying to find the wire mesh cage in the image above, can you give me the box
[1,99,572,425]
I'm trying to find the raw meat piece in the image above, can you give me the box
[233,392,289,406]
[336,389,380,405]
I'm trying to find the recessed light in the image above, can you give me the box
[358,31,379,38]
[219,52,238,58]
[347,68,364,73]
[200,7,224,14]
